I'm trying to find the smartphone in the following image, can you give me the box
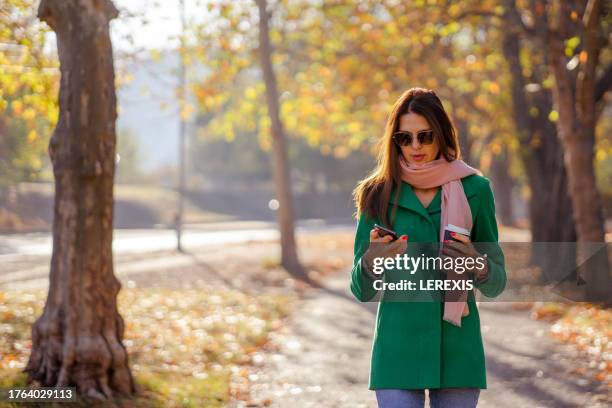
[373,223,399,241]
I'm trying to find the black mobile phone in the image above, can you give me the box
[373,223,399,241]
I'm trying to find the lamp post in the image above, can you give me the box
[176,0,187,252]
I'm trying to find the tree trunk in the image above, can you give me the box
[26,0,135,399]
[454,116,473,166]
[255,0,307,279]
[489,149,515,226]
[503,18,576,242]
[546,0,610,300]
[500,14,579,281]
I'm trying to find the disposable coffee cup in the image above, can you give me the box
[443,224,470,241]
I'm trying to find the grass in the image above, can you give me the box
[0,287,295,407]
[0,369,229,408]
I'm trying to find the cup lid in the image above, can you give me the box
[445,224,470,236]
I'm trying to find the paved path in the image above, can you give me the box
[0,221,352,257]
[242,271,611,408]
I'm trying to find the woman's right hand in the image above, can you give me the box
[361,228,408,278]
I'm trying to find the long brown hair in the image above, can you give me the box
[352,87,461,227]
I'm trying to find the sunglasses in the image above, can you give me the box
[392,130,435,146]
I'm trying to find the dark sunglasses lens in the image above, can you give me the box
[393,132,412,146]
[419,131,434,145]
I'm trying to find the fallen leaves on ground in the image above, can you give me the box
[0,287,296,407]
[532,302,611,391]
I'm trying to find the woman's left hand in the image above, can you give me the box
[441,232,489,281]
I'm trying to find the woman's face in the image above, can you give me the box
[397,112,440,165]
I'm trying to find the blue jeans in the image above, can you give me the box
[375,388,480,408]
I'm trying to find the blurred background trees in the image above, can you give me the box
[0,0,58,187]
[1,0,610,259]
[0,0,610,401]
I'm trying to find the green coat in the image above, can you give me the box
[349,174,506,390]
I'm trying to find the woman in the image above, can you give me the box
[350,87,506,408]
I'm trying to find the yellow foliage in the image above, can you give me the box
[595,149,607,161]
[548,110,559,122]
[347,122,361,133]
[245,87,258,100]
[491,142,502,155]
[180,103,194,120]
[27,130,37,143]
[22,107,36,121]
[11,100,23,115]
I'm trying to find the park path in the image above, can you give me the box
[2,226,609,407]
[242,271,611,408]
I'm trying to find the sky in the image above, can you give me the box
[111,0,210,52]
[33,0,220,171]
[39,0,198,55]
[109,1,214,171]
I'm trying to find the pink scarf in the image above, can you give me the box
[398,154,481,327]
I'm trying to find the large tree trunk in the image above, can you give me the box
[546,0,610,300]
[255,0,307,279]
[530,89,577,246]
[500,13,578,283]
[25,0,135,399]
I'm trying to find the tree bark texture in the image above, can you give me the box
[255,0,307,279]
[546,0,610,298]
[26,0,135,399]
[500,15,578,282]
[489,149,515,226]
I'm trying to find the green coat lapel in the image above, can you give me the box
[390,182,430,220]
[391,179,480,218]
